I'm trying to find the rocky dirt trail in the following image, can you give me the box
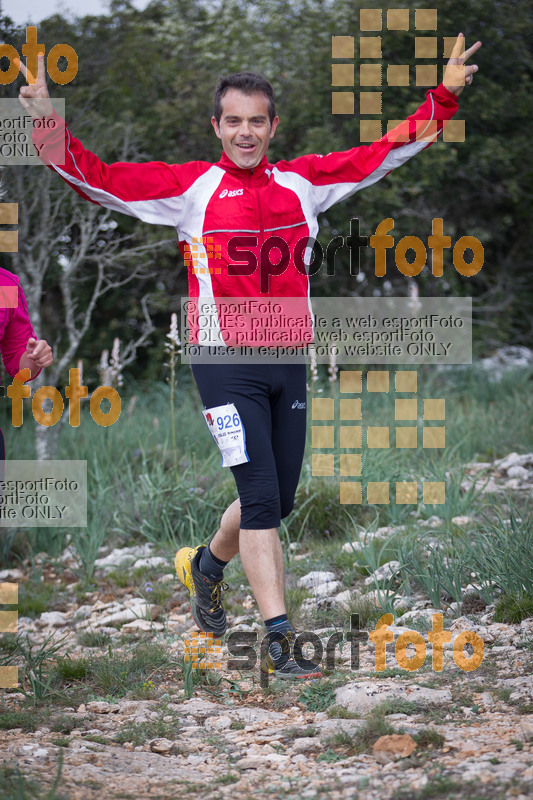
[0,453,532,799]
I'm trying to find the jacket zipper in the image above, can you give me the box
[250,167,268,297]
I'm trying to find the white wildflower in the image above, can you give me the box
[98,349,110,386]
[109,337,123,388]
[309,344,318,383]
[328,346,338,383]
[166,312,181,351]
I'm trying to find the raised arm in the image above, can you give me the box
[16,55,207,229]
[277,33,482,214]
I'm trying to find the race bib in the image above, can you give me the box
[202,403,249,467]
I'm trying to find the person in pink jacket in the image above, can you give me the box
[0,268,53,458]
[17,34,480,679]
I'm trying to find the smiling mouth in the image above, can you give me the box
[236,143,256,150]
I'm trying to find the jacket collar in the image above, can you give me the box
[218,151,270,179]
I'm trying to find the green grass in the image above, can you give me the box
[392,773,463,800]
[326,705,361,719]
[298,680,338,712]
[494,593,533,623]
[284,726,318,739]
[322,706,398,757]
[17,581,57,619]
[0,710,41,732]
[412,728,445,749]
[76,631,113,648]
[80,642,172,697]
[214,774,240,785]
[113,714,181,745]
[0,757,67,800]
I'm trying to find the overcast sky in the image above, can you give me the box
[2,0,150,26]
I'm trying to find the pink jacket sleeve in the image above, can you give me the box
[0,271,40,379]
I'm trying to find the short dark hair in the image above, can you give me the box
[213,72,277,125]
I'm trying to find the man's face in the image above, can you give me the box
[211,89,279,169]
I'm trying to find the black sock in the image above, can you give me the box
[265,613,293,646]
[198,544,228,580]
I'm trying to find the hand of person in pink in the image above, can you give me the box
[19,337,54,377]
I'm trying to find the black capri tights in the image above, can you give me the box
[191,363,307,530]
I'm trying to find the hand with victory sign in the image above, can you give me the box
[16,53,53,118]
[443,33,482,96]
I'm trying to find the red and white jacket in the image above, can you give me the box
[33,84,458,346]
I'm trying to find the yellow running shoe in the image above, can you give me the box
[175,545,228,636]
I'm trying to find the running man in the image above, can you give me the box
[20,33,481,679]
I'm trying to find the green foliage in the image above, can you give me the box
[84,642,171,697]
[113,713,181,745]
[214,774,240,785]
[398,532,473,608]
[0,754,67,800]
[76,631,113,649]
[466,511,533,601]
[298,680,337,712]
[54,656,90,682]
[9,634,69,704]
[17,580,57,619]
[412,728,445,749]
[494,594,533,624]
[0,711,40,732]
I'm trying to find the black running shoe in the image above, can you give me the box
[261,630,323,680]
[175,545,228,636]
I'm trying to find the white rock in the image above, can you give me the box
[236,757,267,770]
[419,516,443,528]
[520,719,533,742]
[73,604,94,621]
[481,346,533,379]
[506,466,530,481]
[150,738,173,754]
[121,619,164,632]
[297,571,336,589]
[94,603,158,627]
[333,589,356,610]
[93,544,154,570]
[451,516,474,526]
[87,701,120,714]
[204,715,233,731]
[342,541,362,554]
[494,452,533,472]
[312,580,342,598]
[264,753,290,766]
[59,545,77,563]
[291,737,320,754]
[396,608,442,626]
[315,719,365,737]
[364,561,401,586]
[36,611,68,628]
[335,682,452,714]
[0,568,23,580]
[132,557,169,569]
